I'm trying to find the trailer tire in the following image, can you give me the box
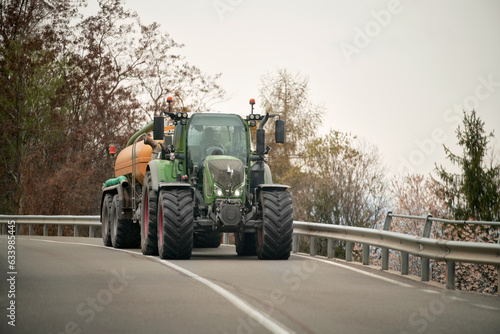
[157,188,193,259]
[256,191,293,260]
[235,232,257,256]
[101,193,113,247]
[193,232,223,248]
[110,194,140,248]
[140,171,158,255]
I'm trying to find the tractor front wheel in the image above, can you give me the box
[256,191,293,260]
[157,188,194,259]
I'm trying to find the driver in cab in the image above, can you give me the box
[202,127,223,155]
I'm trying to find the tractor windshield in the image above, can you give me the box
[186,113,248,173]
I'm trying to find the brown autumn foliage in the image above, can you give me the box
[0,0,224,216]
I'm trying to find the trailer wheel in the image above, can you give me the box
[235,232,257,256]
[140,171,158,255]
[256,191,293,260]
[193,232,223,248]
[110,194,140,248]
[101,193,113,247]
[157,188,194,259]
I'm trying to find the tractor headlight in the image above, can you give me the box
[214,184,225,197]
[233,184,244,197]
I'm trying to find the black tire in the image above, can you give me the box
[157,188,194,259]
[110,194,140,248]
[140,171,158,255]
[193,232,223,248]
[101,193,113,247]
[235,232,257,256]
[256,191,293,260]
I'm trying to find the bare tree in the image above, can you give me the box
[259,69,323,179]
[303,131,388,228]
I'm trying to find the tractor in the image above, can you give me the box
[100,98,293,260]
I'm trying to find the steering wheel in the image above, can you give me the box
[206,146,225,156]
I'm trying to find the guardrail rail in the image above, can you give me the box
[0,215,101,237]
[1,212,499,291]
[293,211,500,291]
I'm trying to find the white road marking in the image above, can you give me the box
[28,238,294,334]
[154,258,294,334]
[420,289,440,294]
[292,254,414,288]
[471,304,500,311]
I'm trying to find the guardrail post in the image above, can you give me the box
[327,239,335,258]
[74,225,78,237]
[446,261,455,290]
[422,214,433,238]
[44,224,48,236]
[310,237,317,256]
[2,223,6,234]
[29,224,34,235]
[421,215,432,282]
[346,242,353,262]
[401,252,409,275]
[382,211,393,270]
[58,225,63,236]
[362,244,369,265]
[89,225,95,238]
[223,233,229,244]
[382,249,389,270]
[292,234,298,253]
[421,258,430,281]
[16,223,20,235]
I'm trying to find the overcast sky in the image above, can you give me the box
[92,0,500,176]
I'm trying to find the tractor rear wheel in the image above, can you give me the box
[101,193,113,247]
[256,191,293,260]
[193,232,223,248]
[235,232,257,256]
[157,188,194,259]
[140,171,158,255]
[110,194,140,248]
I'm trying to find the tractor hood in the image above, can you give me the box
[204,155,245,198]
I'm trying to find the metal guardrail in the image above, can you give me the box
[1,213,499,291]
[293,212,500,291]
[0,215,101,237]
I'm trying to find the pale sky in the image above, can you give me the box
[92,0,500,176]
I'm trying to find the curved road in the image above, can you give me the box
[1,236,499,333]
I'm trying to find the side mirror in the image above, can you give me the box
[275,119,285,144]
[153,116,164,140]
[256,128,265,155]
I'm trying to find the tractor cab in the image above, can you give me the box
[185,113,249,209]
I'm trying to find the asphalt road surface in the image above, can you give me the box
[0,236,499,334]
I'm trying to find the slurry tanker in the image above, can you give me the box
[100,98,293,259]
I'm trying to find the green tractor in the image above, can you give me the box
[100,98,293,260]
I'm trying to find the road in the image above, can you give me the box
[0,236,499,334]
